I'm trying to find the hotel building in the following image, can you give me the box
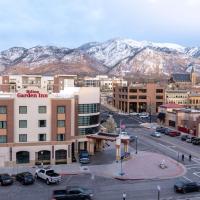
[0,84,100,167]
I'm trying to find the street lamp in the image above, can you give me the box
[119,155,125,176]
[135,136,138,154]
[157,185,161,200]
[147,96,152,123]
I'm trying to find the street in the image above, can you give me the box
[0,106,200,200]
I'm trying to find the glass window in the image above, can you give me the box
[129,89,137,93]
[139,95,147,99]
[19,106,27,114]
[19,120,27,128]
[57,134,65,141]
[0,121,7,129]
[38,106,46,113]
[0,135,7,143]
[139,89,147,93]
[19,134,27,142]
[57,120,65,127]
[57,106,65,114]
[38,134,46,141]
[78,115,99,126]
[78,104,100,114]
[129,95,137,99]
[156,96,163,99]
[78,126,99,135]
[0,106,7,114]
[38,120,46,127]
[156,89,163,93]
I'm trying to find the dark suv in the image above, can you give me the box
[16,172,35,185]
[79,150,90,164]
[174,181,200,193]
[192,138,200,145]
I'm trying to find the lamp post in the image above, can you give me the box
[119,155,125,176]
[148,96,152,123]
[135,136,138,154]
[157,185,161,200]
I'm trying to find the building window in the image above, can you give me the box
[0,135,7,143]
[139,95,147,99]
[19,120,27,128]
[129,89,137,93]
[129,95,137,99]
[78,104,100,114]
[57,120,65,127]
[156,89,163,93]
[38,120,46,127]
[0,121,7,129]
[38,106,47,113]
[19,106,27,114]
[57,134,65,141]
[57,106,65,114]
[139,89,147,93]
[78,115,99,126]
[19,134,27,142]
[156,96,163,99]
[0,106,7,114]
[38,134,46,141]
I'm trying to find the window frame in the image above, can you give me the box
[19,134,27,142]
[38,106,47,114]
[19,120,27,128]
[19,106,27,114]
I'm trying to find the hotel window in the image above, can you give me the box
[0,136,7,143]
[0,121,7,129]
[0,106,7,114]
[57,106,65,114]
[156,96,163,99]
[57,134,65,141]
[38,120,46,127]
[129,95,137,99]
[78,104,100,114]
[38,106,47,113]
[57,120,65,127]
[19,106,27,114]
[129,89,137,93]
[19,120,27,128]
[38,134,46,141]
[19,134,27,142]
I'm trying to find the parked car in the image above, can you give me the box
[129,135,136,142]
[16,172,35,185]
[35,167,61,185]
[192,138,200,145]
[167,131,181,137]
[79,150,90,164]
[52,186,93,200]
[174,181,200,193]
[181,134,190,141]
[129,112,138,116]
[139,112,149,118]
[151,131,161,138]
[156,127,167,134]
[0,174,13,186]
[186,136,197,143]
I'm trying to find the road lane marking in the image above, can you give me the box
[182,176,193,182]
[193,172,200,178]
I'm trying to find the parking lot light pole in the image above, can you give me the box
[157,185,161,200]
[119,156,125,176]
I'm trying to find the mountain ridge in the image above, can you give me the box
[1,38,200,76]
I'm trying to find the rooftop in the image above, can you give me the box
[160,103,185,109]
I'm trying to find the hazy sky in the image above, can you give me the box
[0,0,200,50]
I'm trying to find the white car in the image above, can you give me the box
[151,131,161,137]
[129,112,138,116]
[139,114,149,118]
[118,112,129,115]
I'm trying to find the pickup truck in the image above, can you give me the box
[35,168,61,185]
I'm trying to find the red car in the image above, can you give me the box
[168,131,181,137]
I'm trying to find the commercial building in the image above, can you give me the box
[0,85,100,167]
[158,104,200,137]
[113,83,165,114]
[165,90,189,105]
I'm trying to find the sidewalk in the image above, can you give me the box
[0,150,186,181]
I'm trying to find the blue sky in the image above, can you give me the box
[0,0,200,50]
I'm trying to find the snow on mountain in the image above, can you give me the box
[0,38,200,76]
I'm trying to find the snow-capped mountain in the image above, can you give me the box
[1,38,200,76]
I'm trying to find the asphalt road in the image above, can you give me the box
[0,107,200,200]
